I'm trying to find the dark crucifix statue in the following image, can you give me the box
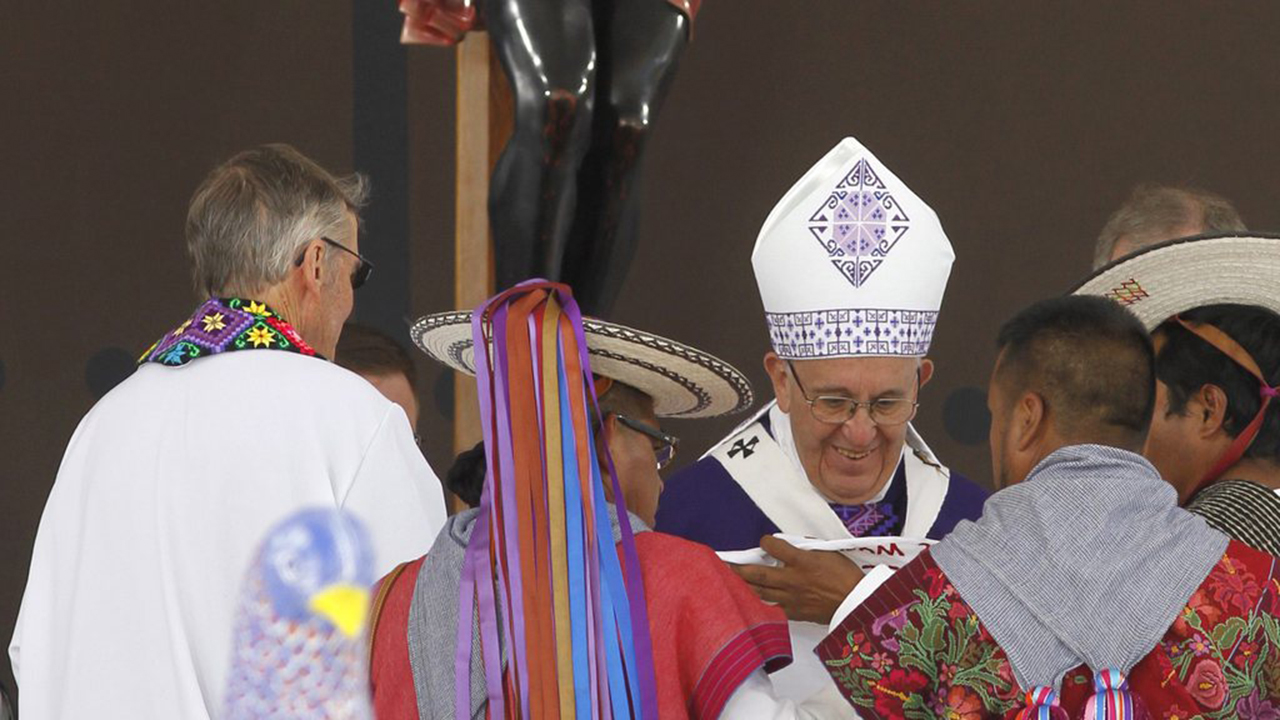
[401,0,702,315]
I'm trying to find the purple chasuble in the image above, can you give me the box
[656,410,987,550]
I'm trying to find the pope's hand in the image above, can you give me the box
[730,535,866,624]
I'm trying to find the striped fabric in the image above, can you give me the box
[1186,479,1280,556]
[1013,687,1067,720]
[1082,668,1134,720]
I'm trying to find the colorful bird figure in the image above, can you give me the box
[223,508,376,719]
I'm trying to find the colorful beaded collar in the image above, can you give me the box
[140,297,320,367]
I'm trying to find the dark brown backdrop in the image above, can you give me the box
[4,0,1280,696]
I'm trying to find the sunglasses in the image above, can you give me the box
[293,236,374,289]
[611,413,680,470]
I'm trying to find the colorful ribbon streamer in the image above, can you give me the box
[456,281,658,719]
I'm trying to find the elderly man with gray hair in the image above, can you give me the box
[1092,183,1246,268]
[9,144,448,719]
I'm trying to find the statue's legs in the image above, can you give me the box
[485,0,597,292]
[560,0,690,315]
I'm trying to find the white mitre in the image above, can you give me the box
[752,137,955,360]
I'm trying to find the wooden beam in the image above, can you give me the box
[451,31,512,511]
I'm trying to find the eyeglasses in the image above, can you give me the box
[611,413,680,470]
[786,361,919,426]
[294,236,374,289]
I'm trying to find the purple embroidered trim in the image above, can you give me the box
[765,308,937,358]
[830,502,900,537]
[807,158,911,288]
[140,297,319,366]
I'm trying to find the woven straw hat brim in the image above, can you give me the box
[1072,233,1280,330]
[410,311,754,419]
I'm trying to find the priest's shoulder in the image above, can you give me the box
[928,469,989,537]
[129,351,404,422]
[654,464,779,552]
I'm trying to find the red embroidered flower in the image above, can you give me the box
[1234,640,1260,669]
[873,668,928,718]
[925,565,948,596]
[847,631,872,655]
[938,662,958,686]
[838,639,866,668]
[1262,580,1280,617]
[944,686,985,720]
[1211,567,1260,613]
[1184,659,1227,710]
[1173,589,1221,635]
[871,651,894,674]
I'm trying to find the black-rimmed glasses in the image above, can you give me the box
[611,413,680,470]
[294,236,374,289]
[787,361,919,426]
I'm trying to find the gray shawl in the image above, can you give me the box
[406,507,650,719]
[931,444,1228,689]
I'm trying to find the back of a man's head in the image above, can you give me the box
[1154,304,1280,463]
[995,295,1155,452]
[447,379,655,509]
[1092,184,1245,269]
[186,144,368,298]
[334,324,418,392]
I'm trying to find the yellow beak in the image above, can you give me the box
[308,583,371,638]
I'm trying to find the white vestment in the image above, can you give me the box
[9,351,448,719]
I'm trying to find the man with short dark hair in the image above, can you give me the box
[1092,183,1245,268]
[336,323,422,433]
[807,295,1280,717]
[9,145,447,719]
[1077,233,1280,555]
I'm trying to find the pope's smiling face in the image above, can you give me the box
[766,353,932,504]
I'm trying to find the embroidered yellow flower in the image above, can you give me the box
[246,301,271,317]
[202,312,227,333]
[246,326,276,348]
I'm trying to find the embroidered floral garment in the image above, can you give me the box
[140,298,318,367]
[816,541,1280,719]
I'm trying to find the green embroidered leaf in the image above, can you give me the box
[901,695,933,720]
[1212,616,1246,650]
[1263,614,1280,648]
[920,621,945,653]
[1171,647,1195,678]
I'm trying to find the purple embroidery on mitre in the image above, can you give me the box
[807,158,911,288]
[766,308,937,358]
[184,298,254,352]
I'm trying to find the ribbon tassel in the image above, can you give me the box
[457,281,659,719]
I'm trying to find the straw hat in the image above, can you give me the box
[1072,233,1280,329]
[411,311,754,419]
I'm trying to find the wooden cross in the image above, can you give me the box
[450,32,511,510]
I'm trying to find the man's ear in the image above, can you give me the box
[1012,391,1047,453]
[295,239,325,296]
[763,352,792,413]
[1194,384,1230,438]
[918,358,935,388]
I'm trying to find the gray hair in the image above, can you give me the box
[1092,183,1245,269]
[186,144,369,298]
